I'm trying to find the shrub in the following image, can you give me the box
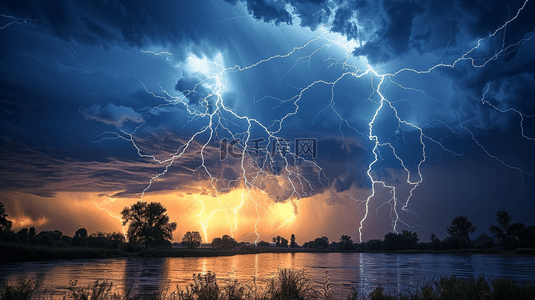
[444,236,473,249]
[264,268,316,300]
[0,279,36,300]
[366,240,383,251]
[118,242,145,253]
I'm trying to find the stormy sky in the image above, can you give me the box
[0,0,534,243]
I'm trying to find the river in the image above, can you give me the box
[1,252,534,298]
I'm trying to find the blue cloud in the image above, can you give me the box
[80,103,144,127]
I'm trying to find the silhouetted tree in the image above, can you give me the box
[444,236,473,249]
[273,236,281,247]
[29,227,36,240]
[182,231,202,249]
[447,216,476,239]
[314,237,328,249]
[473,233,495,249]
[280,237,288,247]
[509,222,526,244]
[107,232,126,249]
[490,210,510,246]
[17,228,29,243]
[339,235,352,243]
[366,239,383,251]
[0,202,12,234]
[383,232,416,250]
[429,233,441,250]
[121,201,177,248]
[489,210,525,249]
[290,234,297,248]
[257,240,270,247]
[53,230,63,239]
[402,230,419,243]
[211,234,238,249]
[340,235,354,250]
[88,232,113,248]
[75,228,88,238]
[519,226,535,248]
[27,227,36,244]
[33,231,62,247]
[73,228,88,247]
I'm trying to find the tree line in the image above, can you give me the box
[1,200,534,252]
[298,211,535,251]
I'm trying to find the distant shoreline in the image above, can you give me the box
[2,242,534,263]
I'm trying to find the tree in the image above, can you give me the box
[490,210,511,246]
[73,228,88,247]
[121,201,177,248]
[383,232,417,250]
[273,236,282,247]
[28,227,36,244]
[314,237,328,249]
[340,235,354,250]
[490,210,526,249]
[107,232,126,249]
[429,233,441,250]
[182,231,202,249]
[257,240,270,247]
[519,226,535,248]
[17,228,29,243]
[0,202,12,234]
[402,230,419,243]
[290,234,297,248]
[473,233,495,249]
[447,216,476,239]
[339,235,352,243]
[280,237,288,248]
[75,228,88,239]
[211,234,238,249]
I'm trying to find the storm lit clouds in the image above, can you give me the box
[1,0,534,243]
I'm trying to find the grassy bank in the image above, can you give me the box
[2,242,534,263]
[0,243,128,263]
[1,268,534,300]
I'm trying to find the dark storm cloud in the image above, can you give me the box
[331,6,358,40]
[352,0,424,64]
[289,0,330,31]
[227,0,534,65]
[316,138,371,192]
[225,0,293,25]
[0,133,213,198]
[175,74,212,106]
[1,0,228,52]
[80,103,144,128]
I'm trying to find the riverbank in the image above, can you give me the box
[2,242,534,263]
[1,268,534,300]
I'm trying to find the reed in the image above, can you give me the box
[1,269,534,300]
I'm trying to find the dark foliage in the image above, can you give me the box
[447,216,476,239]
[382,232,417,251]
[121,201,177,248]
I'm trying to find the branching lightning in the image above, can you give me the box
[0,14,35,30]
[95,0,534,243]
[92,199,127,238]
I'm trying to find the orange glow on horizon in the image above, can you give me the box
[2,185,380,244]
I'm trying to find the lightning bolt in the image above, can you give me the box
[93,199,126,238]
[95,0,534,244]
[0,14,35,30]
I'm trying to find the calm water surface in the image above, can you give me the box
[1,253,534,298]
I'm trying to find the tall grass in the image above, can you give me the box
[1,269,534,300]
